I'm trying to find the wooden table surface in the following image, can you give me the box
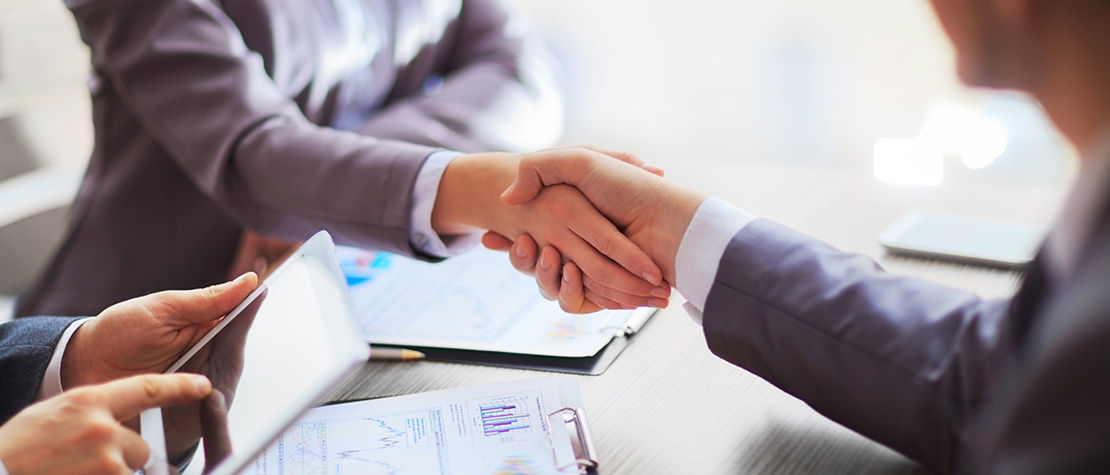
[326,159,1069,475]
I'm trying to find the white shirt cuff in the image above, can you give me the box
[409,151,482,258]
[675,197,755,319]
[36,318,91,400]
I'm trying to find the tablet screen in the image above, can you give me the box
[156,234,369,475]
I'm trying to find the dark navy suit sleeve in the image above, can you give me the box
[702,219,1012,473]
[0,317,80,424]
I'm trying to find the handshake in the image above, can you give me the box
[465,146,708,314]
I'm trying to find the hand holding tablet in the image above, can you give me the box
[141,231,369,475]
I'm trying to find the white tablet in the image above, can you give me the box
[141,231,369,475]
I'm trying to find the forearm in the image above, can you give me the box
[701,219,1011,472]
[69,0,442,250]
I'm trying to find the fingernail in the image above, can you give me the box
[192,374,211,392]
[515,242,527,258]
[643,164,665,174]
[650,286,671,298]
[563,271,571,283]
[648,298,669,308]
[539,255,551,270]
[642,272,660,285]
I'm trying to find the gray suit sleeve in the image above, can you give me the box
[64,0,439,246]
[701,218,1011,473]
[0,317,80,424]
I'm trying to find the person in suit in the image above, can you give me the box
[0,273,257,474]
[489,0,1110,472]
[16,0,668,318]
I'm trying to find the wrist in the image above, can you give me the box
[646,188,706,284]
[59,322,102,390]
[431,153,519,234]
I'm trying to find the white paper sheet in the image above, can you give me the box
[340,246,647,358]
[242,378,583,475]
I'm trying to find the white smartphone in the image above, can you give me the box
[879,212,1048,268]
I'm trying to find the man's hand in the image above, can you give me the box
[432,147,671,312]
[61,273,259,390]
[0,373,211,475]
[492,149,707,311]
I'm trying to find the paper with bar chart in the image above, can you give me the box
[339,246,651,358]
[243,378,581,475]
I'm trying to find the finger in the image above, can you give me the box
[565,205,664,286]
[582,274,669,309]
[149,273,259,326]
[535,246,563,300]
[583,287,626,310]
[554,229,665,298]
[501,151,591,206]
[481,231,513,252]
[500,157,554,205]
[574,145,663,176]
[118,427,152,471]
[556,145,664,177]
[509,234,540,276]
[568,245,660,299]
[558,263,603,314]
[535,245,564,300]
[103,374,212,421]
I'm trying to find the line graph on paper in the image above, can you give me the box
[343,247,541,342]
[273,409,446,475]
[341,246,629,357]
[467,391,545,445]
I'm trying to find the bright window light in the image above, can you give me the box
[873,137,944,186]
[917,105,1008,170]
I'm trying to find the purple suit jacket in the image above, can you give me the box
[18,0,562,317]
[703,213,1110,473]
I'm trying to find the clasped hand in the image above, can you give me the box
[480,146,706,313]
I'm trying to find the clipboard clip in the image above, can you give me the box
[546,406,598,473]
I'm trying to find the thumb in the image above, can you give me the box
[576,145,664,177]
[100,374,212,421]
[149,272,259,326]
[499,155,549,206]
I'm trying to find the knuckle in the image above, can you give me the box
[203,285,223,309]
[585,265,618,288]
[64,388,101,409]
[593,234,616,257]
[138,375,164,400]
[80,420,117,445]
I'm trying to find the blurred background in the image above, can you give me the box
[0,0,1076,319]
[516,0,1073,182]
